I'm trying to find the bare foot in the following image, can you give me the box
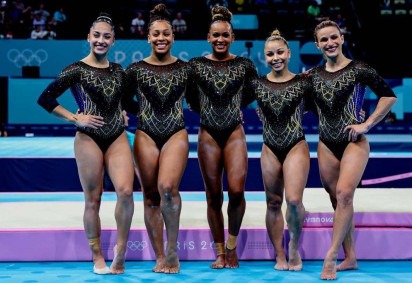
[224,248,239,268]
[110,245,126,274]
[210,254,225,269]
[288,246,303,271]
[93,255,110,275]
[94,257,108,270]
[336,258,358,271]
[152,257,166,273]
[320,258,337,280]
[274,255,289,271]
[164,252,180,274]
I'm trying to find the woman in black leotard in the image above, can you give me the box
[308,20,397,280]
[37,13,134,275]
[124,4,189,274]
[253,29,313,272]
[186,5,258,269]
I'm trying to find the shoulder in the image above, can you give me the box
[350,60,381,78]
[351,60,374,71]
[175,59,190,69]
[188,57,202,63]
[125,61,143,72]
[59,61,83,76]
[305,65,323,77]
[111,62,125,71]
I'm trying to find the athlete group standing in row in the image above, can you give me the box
[37,3,397,280]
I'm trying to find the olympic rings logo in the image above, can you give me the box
[127,240,148,251]
[7,49,48,68]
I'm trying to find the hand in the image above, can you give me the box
[122,110,129,126]
[343,123,368,142]
[255,108,264,124]
[359,109,366,122]
[74,113,105,129]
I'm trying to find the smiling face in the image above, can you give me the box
[315,25,344,60]
[207,21,234,56]
[148,20,174,55]
[264,39,290,73]
[88,21,114,56]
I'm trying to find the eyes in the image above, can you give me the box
[265,49,286,57]
[92,32,113,40]
[211,32,232,39]
[150,30,172,38]
[319,34,340,43]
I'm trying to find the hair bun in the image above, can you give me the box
[211,6,232,22]
[150,3,172,23]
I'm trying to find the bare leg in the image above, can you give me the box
[319,139,369,280]
[158,130,188,274]
[261,145,288,271]
[198,127,226,269]
[337,220,358,271]
[283,141,309,271]
[327,184,358,272]
[74,133,108,272]
[134,131,165,273]
[224,126,248,269]
[105,133,135,274]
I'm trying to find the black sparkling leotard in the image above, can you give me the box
[308,60,396,159]
[125,59,189,149]
[254,74,313,163]
[37,61,126,153]
[187,56,258,147]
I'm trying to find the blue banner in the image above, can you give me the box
[0,39,304,77]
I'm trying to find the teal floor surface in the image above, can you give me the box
[0,260,411,283]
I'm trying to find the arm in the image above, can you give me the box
[185,61,200,113]
[240,59,258,108]
[37,64,104,129]
[343,96,397,140]
[344,62,397,140]
[51,105,104,129]
[361,96,397,131]
[121,66,139,115]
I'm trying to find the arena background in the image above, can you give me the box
[0,0,411,191]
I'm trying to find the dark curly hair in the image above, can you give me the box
[148,3,172,29]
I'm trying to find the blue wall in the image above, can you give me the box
[2,40,410,132]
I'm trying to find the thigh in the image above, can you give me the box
[337,136,370,193]
[74,132,104,197]
[133,130,160,193]
[317,140,340,196]
[283,140,310,202]
[158,129,189,190]
[104,132,134,194]
[223,125,248,193]
[261,144,284,200]
[197,127,224,191]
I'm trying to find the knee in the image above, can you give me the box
[285,197,302,210]
[144,191,161,207]
[336,189,354,206]
[158,181,175,196]
[159,182,180,202]
[267,196,282,212]
[228,190,245,207]
[116,186,134,201]
[85,198,101,211]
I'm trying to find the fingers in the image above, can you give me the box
[344,126,358,142]
[76,114,105,129]
[347,129,358,142]
[122,110,129,126]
